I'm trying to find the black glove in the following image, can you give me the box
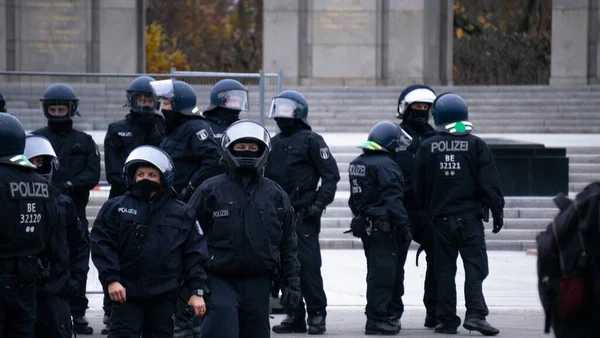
[179,184,195,202]
[493,218,504,234]
[280,277,301,311]
[61,181,73,195]
[306,201,325,219]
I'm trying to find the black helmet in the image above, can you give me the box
[397,84,436,123]
[0,92,6,112]
[0,113,36,168]
[123,145,175,189]
[221,120,271,170]
[150,79,200,116]
[126,76,160,114]
[24,135,59,181]
[431,93,473,135]
[40,83,79,119]
[204,79,249,114]
[359,121,413,153]
[269,90,310,126]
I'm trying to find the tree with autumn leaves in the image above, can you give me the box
[145,0,262,74]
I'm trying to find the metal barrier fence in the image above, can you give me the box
[0,69,284,134]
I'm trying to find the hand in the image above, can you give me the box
[280,277,301,310]
[306,202,325,219]
[61,181,73,195]
[178,184,195,202]
[188,295,206,317]
[493,218,504,234]
[108,282,126,303]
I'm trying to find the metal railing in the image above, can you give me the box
[0,69,284,133]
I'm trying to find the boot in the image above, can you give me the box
[434,323,458,334]
[387,315,401,330]
[307,314,326,335]
[424,315,438,329]
[463,318,500,336]
[365,320,400,335]
[270,297,285,315]
[272,314,307,334]
[72,316,94,335]
[100,314,111,335]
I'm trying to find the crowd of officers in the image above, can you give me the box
[0,77,504,337]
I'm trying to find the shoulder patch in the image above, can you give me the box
[320,147,330,160]
[196,129,208,141]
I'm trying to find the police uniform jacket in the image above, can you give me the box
[160,118,224,193]
[90,190,208,298]
[348,152,409,228]
[414,133,504,219]
[188,171,300,280]
[265,128,340,211]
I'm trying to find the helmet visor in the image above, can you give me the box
[150,80,175,101]
[268,98,300,119]
[221,120,271,152]
[396,128,413,151]
[125,145,174,174]
[218,89,249,111]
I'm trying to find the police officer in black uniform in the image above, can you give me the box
[414,93,504,336]
[91,145,208,337]
[32,83,100,334]
[151,79,223,202]
[188,120,300,338]
[104,75,165,199]
[201,78,248,142]
[24,135,90,338]
[393,84,438,328]
[266,90,340,335]
[347,121,412,335]
[0,113,66,337]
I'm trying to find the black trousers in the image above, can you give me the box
[109,291,177,338]
[35,293,72,338]
[0,275,36,338]
[408,208,437,319]
[202,275,271,338]
[434,213,489,329]
[70,198,91,318]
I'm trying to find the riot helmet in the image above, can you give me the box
[221,120,271,170]
[0,92,6,112]
[0,113,36,168]
[397,84,436,124]
[431,93,473,135]
[150,79,200,116]
[359,121,413,153]
[40,83,79,119]
[24,135,59,181]
[203,79,249,114]
[126,76,160,114]
[123,145,175,189]
[269,90,309,126]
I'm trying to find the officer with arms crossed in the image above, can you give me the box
[91,145,208,337]
[188,120,301,338]
[393,84,439,328]
[414,94,504,336]
[152,79,223,202]
[348,121,413,335]
[33,83,100,334]
[25,135,90,338]
[266,90,340,335]
[0,113,66,337]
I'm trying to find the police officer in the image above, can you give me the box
[414,94,504,336]
[393,84,438,328]
[90,145,208,337]
[187,120,300,338]
[104,75,165,199]
[24,135,90,338]
[151,79,223,202]
[347,121,412,335]
[32,82,99,334]
[0,113,66,337]
[266,90,340,334]
[201,78,248,141]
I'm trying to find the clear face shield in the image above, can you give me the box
[268,97,299,119]
[395,128,413,152]
[218,90,249,111]
[150,79,175,102]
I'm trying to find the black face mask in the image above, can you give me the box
[131,179,162,201]
[276,118,301,136]
[205,108,240,126]
[162,109,184,133]
[406,108,429,125]
[48,118,73,134]
[133,113,156,127]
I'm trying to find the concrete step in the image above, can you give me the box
[566,154,600,163]
[318,228,541,241]
[567,147,600,155]
[569,173,600,183]
[569,163,600,173]
[310,125,600,133]
[318,238,537,250]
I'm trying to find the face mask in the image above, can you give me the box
[407,108,429,125]
[131,179,161,200]
[134,114,156,126]
[48,118,73,134]
[276,118,300,135]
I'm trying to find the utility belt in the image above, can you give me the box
[0,256,40,287]
[345,215,392,238]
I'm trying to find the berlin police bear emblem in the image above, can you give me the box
[320,147,330,160]
[196,129,209,141]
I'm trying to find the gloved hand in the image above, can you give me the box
[493,218,504,234]
[280,277,301,311]
[306,201,325,219]
[179,184,195,202]
[61,181,73,195]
